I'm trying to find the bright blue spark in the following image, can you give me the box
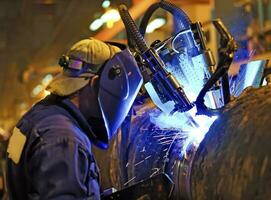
[146,47,221,156]
[149,106,218,156]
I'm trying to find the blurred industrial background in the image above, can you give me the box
[0,0,271,197]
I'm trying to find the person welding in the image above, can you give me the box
[6,37,143,199]
[5,0,237,198]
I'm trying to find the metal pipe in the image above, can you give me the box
[94,86,271,199]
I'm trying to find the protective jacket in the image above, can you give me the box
[6,94,100,200]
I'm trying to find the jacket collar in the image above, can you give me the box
[41,94,100,145]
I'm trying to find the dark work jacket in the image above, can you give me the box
[6,95,100,200]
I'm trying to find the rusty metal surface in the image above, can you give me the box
[191,86,271,200]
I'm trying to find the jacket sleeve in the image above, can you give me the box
[26,134,100,200]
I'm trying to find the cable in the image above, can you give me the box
[139,1,191,37]
[118,4,148,53]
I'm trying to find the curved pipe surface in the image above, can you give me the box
[94,86,271,199]
[191,86,271,199]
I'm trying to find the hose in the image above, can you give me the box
[139,0,192,37]
[139,1,199,57]
[195,59,230,116]
[118,4,148,53]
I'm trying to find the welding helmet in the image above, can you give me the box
[47,38,143,149]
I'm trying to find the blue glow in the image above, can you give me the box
[230,60,266,96]
[146,50,221,113]
[145,29,265,158]
[180,111,218,156]
[149,106,218,156]
[145,82,176,115]
[147,58,266,157]
[243,60,265,89]
[146,35,221,156]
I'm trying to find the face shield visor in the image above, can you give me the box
[97,49,143,148]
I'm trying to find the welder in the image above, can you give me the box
[6,37,143,199]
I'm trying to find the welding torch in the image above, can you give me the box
[195,19,238,116]
[118,4,193,114]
